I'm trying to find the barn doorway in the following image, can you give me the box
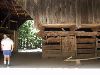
[17,20,42,53]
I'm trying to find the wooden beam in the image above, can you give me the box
[42,24,100,29]
[80,24,100,28]
[77,44,95,48]
[77,38,96,43]
[42,24,76,28]
[76,31,97,36]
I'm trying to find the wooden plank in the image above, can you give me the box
[76,54,95,58]
[87,0,94,24]
[76,0,81,29]
[42,24,100,29]
[42,24,76,28]
[77,38,96,43]
[77,49,95,54]
[81,0,89,24]
[76,32,97,36]
[64,57,100,61]
[62,51,76,53]
[70,0,76,24]
[42,45,61,50]
[44,31,75,36]
[77,44,95,48]
[80,24,100,28]
[46,37,61,43]
[44,31,97,37]
[64,57,100,65]
[93,0,100,24]
[44,50,61,54]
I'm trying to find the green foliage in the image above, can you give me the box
[18,20,42,49]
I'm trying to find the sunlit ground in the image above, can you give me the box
[18,48,42,52]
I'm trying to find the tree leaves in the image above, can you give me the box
[18,20,42,49]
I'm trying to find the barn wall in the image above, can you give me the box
[15,0,100,58]
[15,0,100,26]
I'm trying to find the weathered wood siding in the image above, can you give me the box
[15,0,100,26]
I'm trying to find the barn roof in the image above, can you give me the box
[0,0,32,31]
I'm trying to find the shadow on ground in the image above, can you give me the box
[0,52,100,68]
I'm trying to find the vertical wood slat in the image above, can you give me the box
[81,0,88,24]
[87,0,94,24]
[76,0,81,28]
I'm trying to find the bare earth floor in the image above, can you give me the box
[0,52,100,68]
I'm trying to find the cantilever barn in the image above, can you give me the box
[0,0,100,59]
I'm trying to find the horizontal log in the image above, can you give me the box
[46,37,61,43]
[77,44,95,48]
[77,38,96,43]
[77,54,95,58]
[42,24,100,28]
[44,31,97,36]
[42,24,76,28]
[42,45,61,50]
[80,24,100,28]
[62,50,76,53]
[44,31,75,36]
[77,49,95,54]
[43,50,61,54]
[76,32,97,36]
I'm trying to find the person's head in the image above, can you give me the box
[3,34,8,39]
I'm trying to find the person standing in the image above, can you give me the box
[1,34,14,66]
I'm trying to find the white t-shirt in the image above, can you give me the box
[1,38,14,50]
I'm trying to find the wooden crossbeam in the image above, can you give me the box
[42,24,100,31]
[42,24,76,28]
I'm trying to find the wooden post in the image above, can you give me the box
[13,30,18,52]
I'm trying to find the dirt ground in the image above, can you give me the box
[0,52,100,68]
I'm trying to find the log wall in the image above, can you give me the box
[41,25,100,58]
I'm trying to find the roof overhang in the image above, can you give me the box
[0,0,32,31]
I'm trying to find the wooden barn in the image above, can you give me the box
[1,0,100,60]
